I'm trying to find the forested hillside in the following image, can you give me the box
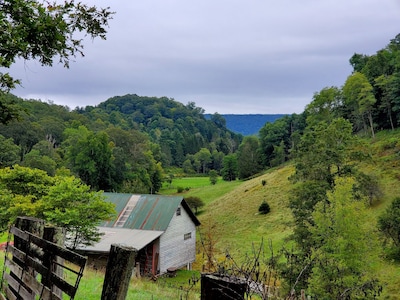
[0,93,245,194]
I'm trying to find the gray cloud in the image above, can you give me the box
[11,0,400,113]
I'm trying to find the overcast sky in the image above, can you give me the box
[11,0,400,114]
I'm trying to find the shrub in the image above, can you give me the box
[258,201,270,215]
[177,186,184,193]
[261,179,267,186]
[184,196,205,214]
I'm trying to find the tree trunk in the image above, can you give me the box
[368,112,375,138]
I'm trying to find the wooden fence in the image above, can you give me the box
[0,217,87,300]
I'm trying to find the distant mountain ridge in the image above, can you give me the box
[205,114,286,136]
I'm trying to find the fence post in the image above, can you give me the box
[101,244,137,300]
[42,226,65,298]
[11,217,45,300]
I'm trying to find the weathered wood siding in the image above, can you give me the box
[159,205,197,273]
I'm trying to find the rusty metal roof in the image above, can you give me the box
[101,193,200,231]
[77,227,163,252]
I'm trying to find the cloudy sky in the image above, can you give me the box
[11,0,400,114]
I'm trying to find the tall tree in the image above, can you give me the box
[305,86,343,126]
[63,126,114,191]
[195,148,212,174]
[0,134,19,167]
[343,72,377,137]
[221,154,238,181]
[308,177,381,299]
[259,116,290,167]
[237,136,262,179]
[39,176,115,249]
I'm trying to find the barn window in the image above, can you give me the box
[184,232,192,240]
[176,207,181,216]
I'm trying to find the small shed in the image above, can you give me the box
[77,193,200,276]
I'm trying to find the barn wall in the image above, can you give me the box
[159,205,197,273]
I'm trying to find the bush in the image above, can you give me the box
[261,179,267,186]
[184,196,205,214]
[177,186,184,193]
[258,201,270,215]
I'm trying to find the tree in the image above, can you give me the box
[195,148,212,174]
[237,136,262,179]
[343,72,377,137]
[0,165,115,247]
[378,197,400,259]
[349,53,370,73]
[308,177,381,299]
[63,126,114,191]
[184,196,204,215]
[0,134,19,167]
[305,86,343,126]
[22,149,57,176]
[375,74,395,130]
[291,118,356,184]
[209,169,218,185]
[221,154,238,181]
[0,0,113,92]
[0,0,113,123]
[39,176,115,249]
[259,116,290,167]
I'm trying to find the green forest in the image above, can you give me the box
[1,1,400,297]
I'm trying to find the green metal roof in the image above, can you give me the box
[101,193,200,231]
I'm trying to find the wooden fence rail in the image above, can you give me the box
[0,217,87,300]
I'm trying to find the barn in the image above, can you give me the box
[76,193,201,276]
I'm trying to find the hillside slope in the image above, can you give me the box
[199,165,295,256]
[190,129,400,297]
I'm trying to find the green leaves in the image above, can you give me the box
[378,197,400,257]
[308,177,381,298]
[0,166,115,248]
[0,0,113,84]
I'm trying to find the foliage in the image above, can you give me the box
[221,154,238,181]
[308,177,382,299]
[88,94,242,168]
[0,0,113,123]
[258,114,306,168]
[0,134,19,167]
[63,126,114,191]
[378,197,400,259]
[209,169,218,185]
[258,200,270,215]
[39,176,115,249]
[305,86,342,126]
[291,118,356,184]
[184,196,204,214]
[343,72,377,137]
[0,165,115,247]
[236,136,262,179]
